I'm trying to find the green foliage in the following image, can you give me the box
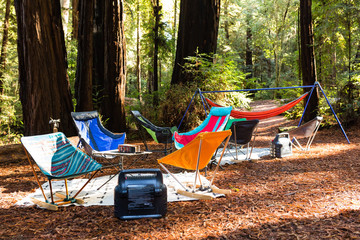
[152,53,252,131]
[334,79,360,125]
[0,94,23,145]
[157,83,204,131]
[125,0,175,100]
[66,38,78,109]
[0,1,22,144]
[183,52,251,108]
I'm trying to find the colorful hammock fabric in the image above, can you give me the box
[173,106,232,149]
[21,132,102,180]
[205,92,309,120]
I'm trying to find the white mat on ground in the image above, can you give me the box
[15,172,224,208]
[214,147,270,165]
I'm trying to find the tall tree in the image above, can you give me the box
[75,0,94,112]
[136,0,141,101]
[76,0,127,132]
[151,0,161,105]
[0,0,11,94]
[100,0,127,132]
[93,0,105,108]
[72,0,79,39]
[171,0,220,85]
[245,15,253,80]
[300,0,319,121]
[15,0,75,136]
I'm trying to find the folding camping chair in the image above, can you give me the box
[158,130,232,200]
[173,106,232,149]
[287,116,323,151]
[71,111,130,169]
[130,110,178,155]
[21,132,102,210]
[228,119,259,160]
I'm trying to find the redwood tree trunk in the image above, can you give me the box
[75,0,94,112]
[152,0,161,105]
[100,0,126,133]
[15,0,75,136]
[300,0,319,121]
[0,0,11,94]
[136,0,141,101]
[72,0,79,39]
[245,26,253,79]
[171,0,220,85]
[93,0,105,108]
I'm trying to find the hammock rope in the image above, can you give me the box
[205,92,309,120]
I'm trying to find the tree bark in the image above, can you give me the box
[15,0,75,136]
[0,0,11,94]
[300,0,319,121]
[100,0,126,133]
[245,25,253,79]
[75,0,94,112]
[136,0,141,101]
[93,0,105,108]
[152,0,161,105]
[72,0,79,39]
[171,0,220,85]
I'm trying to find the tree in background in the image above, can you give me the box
[300,0,319,121]
[75,0,94,112]
[100,0,127,132]
[171,0,220,85]
[0,0,11,95]
[72,0,79,39]
[14,0,75,136]
[151,0,161,105]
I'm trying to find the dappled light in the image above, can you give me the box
[1,108,360,238]
[1,0,360,238]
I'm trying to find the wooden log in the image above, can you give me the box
[30,197,58,211]
[177,189,215,200]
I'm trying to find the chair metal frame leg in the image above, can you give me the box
[305,122,321,150]
[231,124,258,161]
[25,145,100,210]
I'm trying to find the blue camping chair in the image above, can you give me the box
[21,132,102,210]
[71,111,128,168]
[71,111,126,153]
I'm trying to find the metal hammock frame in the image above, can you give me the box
[177,82,350,144]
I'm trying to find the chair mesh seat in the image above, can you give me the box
[21,132,102,180]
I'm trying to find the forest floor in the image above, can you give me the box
[1,100,360,239]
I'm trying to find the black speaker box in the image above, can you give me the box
[114,169,167,220]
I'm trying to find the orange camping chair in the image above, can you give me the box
[158,130,232,200]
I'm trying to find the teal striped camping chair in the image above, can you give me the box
[173,107,232,149]
[131,110,178,155]
[21,132,102,210]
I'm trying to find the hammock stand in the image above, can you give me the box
[177,82,350,144]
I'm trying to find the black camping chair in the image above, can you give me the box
[228,119,259,161]
[208,119,259,171]
[130,110,178,155]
